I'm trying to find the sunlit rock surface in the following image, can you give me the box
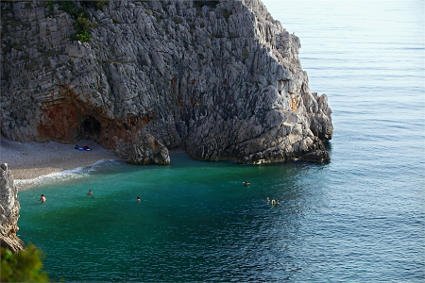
[1,0,332,164]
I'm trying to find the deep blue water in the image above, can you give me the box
[18,0,424,281]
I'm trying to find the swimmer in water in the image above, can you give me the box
[88,189,93,196]
[243,181,251,186]
[276,199,280,206]
[137,196,141,202]
[40,194,46,203]
[266,197,270,203]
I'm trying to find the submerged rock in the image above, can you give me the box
[1,0,333,164]
[0,163,24,253]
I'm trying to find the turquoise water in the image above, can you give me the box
[18,0,424,281]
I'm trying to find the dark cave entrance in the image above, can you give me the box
[79,115,101,141]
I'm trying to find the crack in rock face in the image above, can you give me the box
[1,0,333,165]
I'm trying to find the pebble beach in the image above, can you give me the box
[0,138,119,189]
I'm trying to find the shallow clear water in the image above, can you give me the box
[18,0,424,281]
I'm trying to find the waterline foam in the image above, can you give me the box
[15,159,120,190]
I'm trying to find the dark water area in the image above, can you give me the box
[18,0,424,281]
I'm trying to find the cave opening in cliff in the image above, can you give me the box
[80,115,101,141]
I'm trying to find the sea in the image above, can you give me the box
[17,0,425,281]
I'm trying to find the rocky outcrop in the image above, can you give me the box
[115,133,171,165]
[0,163,24,253]
[1,0,333,164]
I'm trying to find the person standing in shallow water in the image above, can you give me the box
[137,196,141,202]
[40,194,46,203]
[88,189,93,196]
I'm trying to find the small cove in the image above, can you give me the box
[17,0,425,281]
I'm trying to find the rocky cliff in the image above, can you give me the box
[1,0,333,164]
[0,163,24,253]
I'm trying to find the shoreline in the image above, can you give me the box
[13,159,119,191]
[0,138,121,190]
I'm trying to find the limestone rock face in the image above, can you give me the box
[115,133,170,165]
[0,163,24,253]
[1,0,333,164]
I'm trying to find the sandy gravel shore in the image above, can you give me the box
[0,138,119,183]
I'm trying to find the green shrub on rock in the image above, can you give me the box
[57,1,91,42]
[72,14,91,42]
[0,244,49,282]
[73,29,90,42]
